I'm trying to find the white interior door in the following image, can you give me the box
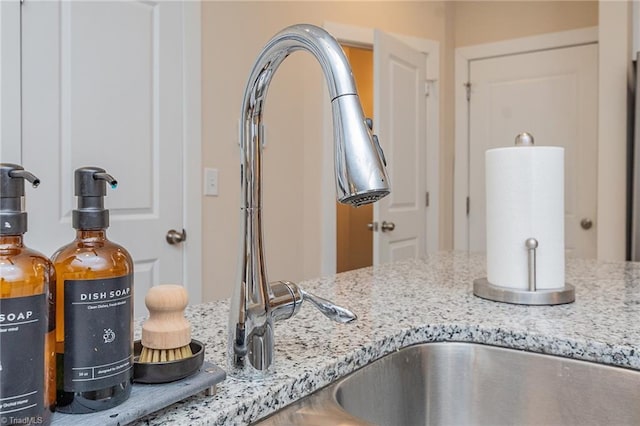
[467,43,598,258]
[19,1,195,316]
[373,30,427,264]
[0,1,21,161]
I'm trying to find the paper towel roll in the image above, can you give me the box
[485,146,565,290]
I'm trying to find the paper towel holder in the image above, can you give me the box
[473,237,575,305]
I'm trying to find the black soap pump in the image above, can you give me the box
[0,164,56,425]
[52,167,134,413]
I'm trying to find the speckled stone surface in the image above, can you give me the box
[131,252,640,425]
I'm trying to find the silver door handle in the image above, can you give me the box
[580,218,593,230]
[367,222,378,231]
[166,228,187,245]
[381,221,395,232]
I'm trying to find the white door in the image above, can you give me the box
[19,1,198,316]
[373,30,427,264]
[467,44,598,258]
[0,1,21,161]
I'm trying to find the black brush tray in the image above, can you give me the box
[133,339,205,384]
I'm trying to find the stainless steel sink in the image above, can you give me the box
[255,342,640,425]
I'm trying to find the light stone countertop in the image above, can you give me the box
[132,252,640,425]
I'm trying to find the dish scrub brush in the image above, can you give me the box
[139,284,193,363]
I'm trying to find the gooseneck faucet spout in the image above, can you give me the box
[228,24,390,378]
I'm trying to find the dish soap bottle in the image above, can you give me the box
[52,167,134,413]
[0,164,56,426]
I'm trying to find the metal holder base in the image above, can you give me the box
[473,278,575,305]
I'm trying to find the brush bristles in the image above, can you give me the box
[139,344,193,363]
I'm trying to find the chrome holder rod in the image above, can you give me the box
[473,237,575,306]
[526,238,538,292]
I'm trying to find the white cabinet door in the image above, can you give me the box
[468,44,598,259]
[373,30,427,264]
[20,1,198,316]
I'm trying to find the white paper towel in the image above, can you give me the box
[485,146,565,290]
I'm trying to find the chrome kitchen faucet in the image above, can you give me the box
[228,24,390,378]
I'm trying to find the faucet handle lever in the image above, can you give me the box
[271,281,357,324]
[301,289,357,323]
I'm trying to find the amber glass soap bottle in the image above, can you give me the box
[0,164,56,426]
[52,167,134,413]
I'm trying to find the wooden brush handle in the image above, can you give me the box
[141,284,191,350]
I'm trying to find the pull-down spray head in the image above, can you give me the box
[240,24,390,209]
[332,93,390,205]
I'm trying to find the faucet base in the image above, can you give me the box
[228,320,275,378]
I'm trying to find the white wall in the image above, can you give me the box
[453,1,598,47]
[633,0,640,59]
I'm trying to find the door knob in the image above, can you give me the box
[367,222,378,231]
[580,218,593,230]
[381,221,395,232]
[166,229,187,245]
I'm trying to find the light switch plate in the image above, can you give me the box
[204,168,218,196]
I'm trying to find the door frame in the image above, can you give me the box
[453,27,598,254]
[182,2,202,303]
[320,22,440,274]
[0,1,202,303]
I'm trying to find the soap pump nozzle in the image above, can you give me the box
[9,169,40,188]
[72,167,118,231]
[0,163,41,235]
[93,172,118,189]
